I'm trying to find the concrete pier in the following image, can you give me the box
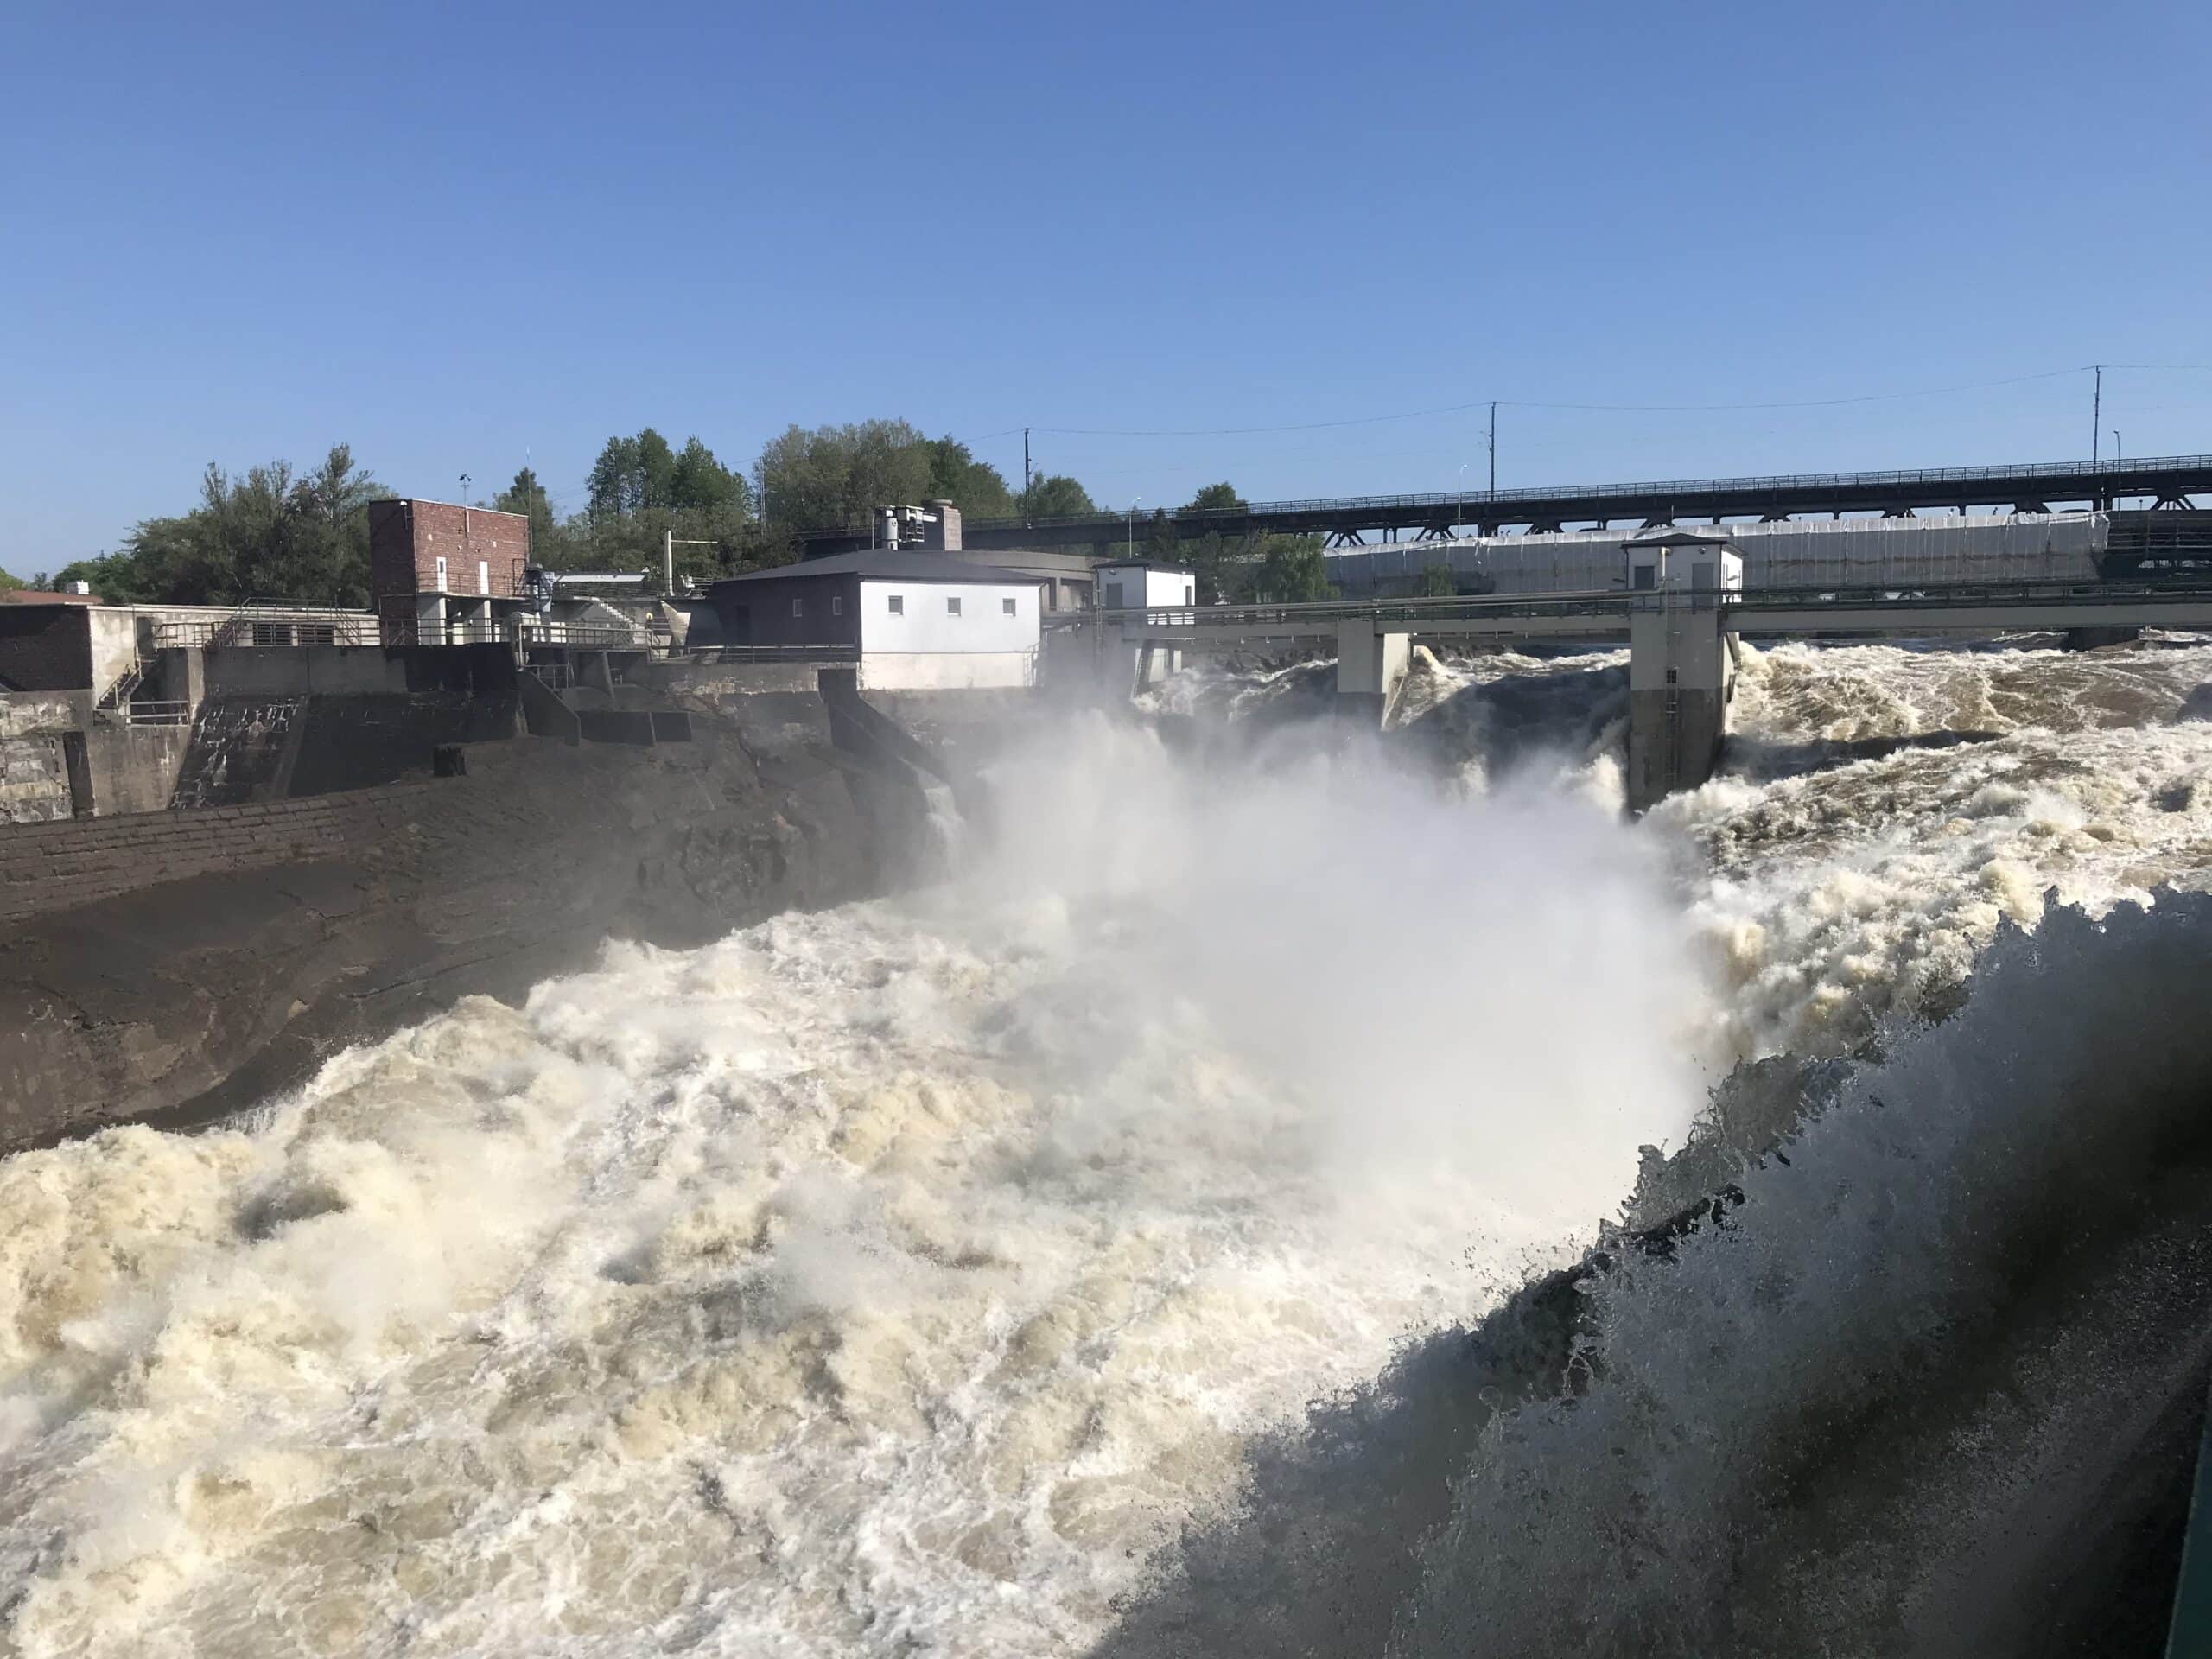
[1337,626,1410,727]
[1626,605,1735,812]
[1623,530,1742,812]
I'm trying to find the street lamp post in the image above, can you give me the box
[2113,430,2123,462]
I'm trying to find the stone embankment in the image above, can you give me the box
[0,718,883,1152]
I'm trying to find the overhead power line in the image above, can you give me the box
[1024,365,2107,438]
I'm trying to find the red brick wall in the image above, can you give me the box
[367,500,531,601]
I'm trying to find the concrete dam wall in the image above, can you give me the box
[0,714,890,1153]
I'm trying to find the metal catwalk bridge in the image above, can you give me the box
[803,454,2212,555]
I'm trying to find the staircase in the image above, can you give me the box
[93,658,145,719]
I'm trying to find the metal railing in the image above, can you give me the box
[378,617,669,649]
[672,643,862,664]
[1082,580,2212,636]
[520,622,671,648]
[1078,588,1629,632]
[125,700,192,726]
[150,613,378,648]
[95,659,144,710]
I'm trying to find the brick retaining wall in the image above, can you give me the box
[0,781,442,924]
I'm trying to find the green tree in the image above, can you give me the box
[1019,474,1095,520]
[0,568,23,592]
[1414,561,1459,596]
[1142,506,1178,564]
[494,466,561,558]
[47,550,156,603]
[1254,534,1333,602]
[1187,481,1244,511]
[922,435,1016,519]
[85,444,381,607]
[587,435,644,519]
[1184,530,1243,603]
[635,429,677,510]
[584,429,689,518]
[670,436,747,514]
[569,431,753,580]
[754,419,932,531]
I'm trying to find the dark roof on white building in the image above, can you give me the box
[1094,558,1195,575]
[721,550,1042,586]
[1623,528,1735,548]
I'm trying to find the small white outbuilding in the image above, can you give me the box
[1093,562,1196,612]
[1623,528,1743,605]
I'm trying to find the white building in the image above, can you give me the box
[705,550,1045,690]
[1624,527,1744,601]
[1093,561,1196,611]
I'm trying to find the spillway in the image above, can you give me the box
[2,629,2209,1656]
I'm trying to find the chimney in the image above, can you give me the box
[925,499,963,552]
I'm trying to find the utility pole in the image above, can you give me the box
[664,536,717,597]
[1488,402,1497,503]
[2092,365,2102,465]
[1128,498,1141,560]
[1023,428,1033,505]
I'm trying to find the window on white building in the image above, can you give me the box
[1001,596,1016,616]
[1185,584,1194,604]
[791,597,804,617]
[947,596,962,616]
[434,556,448,593]
[887,594,904,614]
[831,595,843,616]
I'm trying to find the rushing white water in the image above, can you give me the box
[3,634,2209,1656]
[0,721,1707,1657]
[1670,634,2212,1055]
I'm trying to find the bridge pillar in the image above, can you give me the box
[1627,605,1734,812]
[1337,624,1410,727]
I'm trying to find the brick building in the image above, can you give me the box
[366,499,531,643]
[368,499,530,600]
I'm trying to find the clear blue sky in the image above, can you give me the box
[4,0,2209,570]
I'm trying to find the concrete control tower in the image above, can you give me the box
[1624,529,1743,813]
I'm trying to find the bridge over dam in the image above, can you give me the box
[1052,569,2212,811]
[800,454,2212,561]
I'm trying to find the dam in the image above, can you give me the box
[2,510,2211,1657]
[1068,517,2212,807]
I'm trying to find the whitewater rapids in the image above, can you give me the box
[0,723,1708,1656]
[2,630,2209,1656]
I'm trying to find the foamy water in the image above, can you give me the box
[1359,632,2212,1056]
[3,636,2208,1655]
[0,724,1707,1657]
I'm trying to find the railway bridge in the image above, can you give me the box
[799,454,2212,558]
